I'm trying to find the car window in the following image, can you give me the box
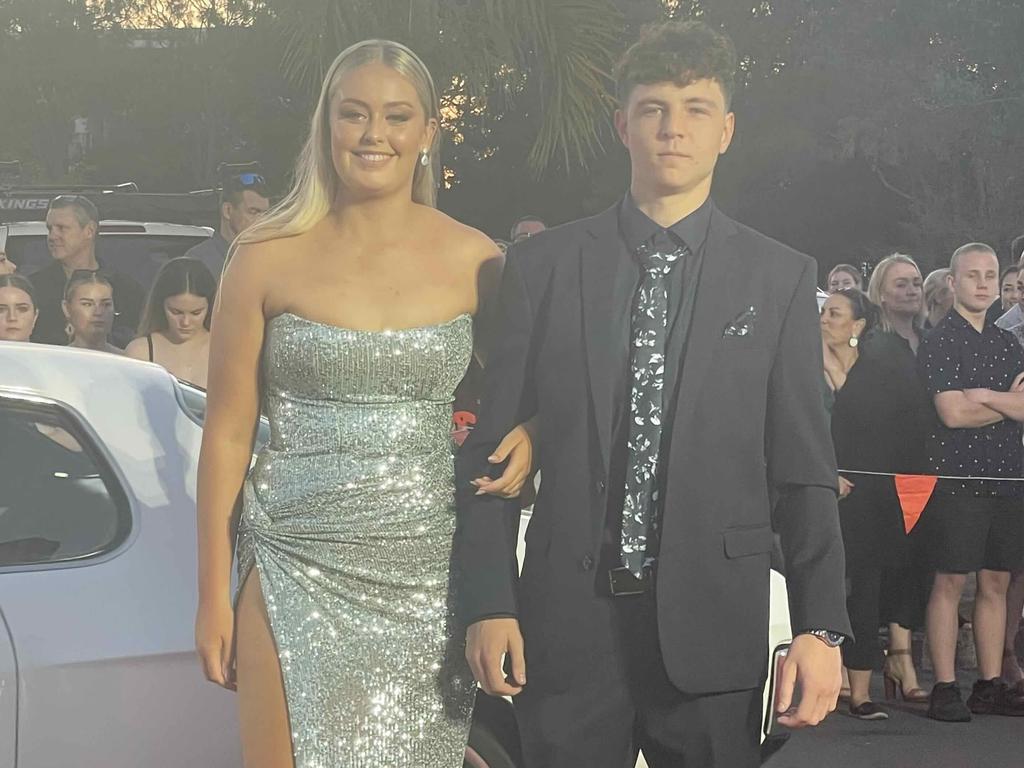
[4,233,209,291]
[0,398,130,568]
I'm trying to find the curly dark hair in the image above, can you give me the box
[614,20,738,108]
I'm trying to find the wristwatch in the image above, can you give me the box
[802,629,845,648]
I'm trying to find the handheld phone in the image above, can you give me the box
[764,643,797,735]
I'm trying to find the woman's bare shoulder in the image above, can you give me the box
[224,236,300,276]
[124,336,148,360]
[422,207,500,265]
[220,233,317,305]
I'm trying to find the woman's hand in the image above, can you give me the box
[196,597,237,691]
[837,475,855,500]
[471,422,534,499]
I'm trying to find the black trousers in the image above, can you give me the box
[513,587,762,768]
[838,476,927,671]
[842,562,923,670]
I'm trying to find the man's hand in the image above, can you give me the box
[466,617,526,696]
[776,633,842,728]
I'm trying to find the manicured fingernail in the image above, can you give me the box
[488,455,498,461]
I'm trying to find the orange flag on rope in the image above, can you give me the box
[894,474,938,534]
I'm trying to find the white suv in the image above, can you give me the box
[0,220,213,291]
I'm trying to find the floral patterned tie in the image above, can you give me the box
[621,239,686,578]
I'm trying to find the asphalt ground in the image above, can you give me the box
[771,673,1024,768]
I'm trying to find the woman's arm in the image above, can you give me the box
[194,243,272,687]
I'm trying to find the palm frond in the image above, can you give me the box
[271,0,622,174]
[524,0,622,171]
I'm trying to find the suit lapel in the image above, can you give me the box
[671,206,741,432]
[580,205,627,471]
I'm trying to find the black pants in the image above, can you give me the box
[513,588,762,768]
[842,562,923,670]
[838,476,927,671]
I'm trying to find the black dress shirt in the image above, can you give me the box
[28,258,144,349]
[600,195,713,570]
[918,308,1024,498]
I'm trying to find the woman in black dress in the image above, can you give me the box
[822,288,931,719]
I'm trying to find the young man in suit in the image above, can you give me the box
[455,21,850,767]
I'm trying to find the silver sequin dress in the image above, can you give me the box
[236,311,477,768]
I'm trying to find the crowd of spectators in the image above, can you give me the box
[824,242,1024,723]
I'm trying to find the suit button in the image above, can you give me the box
[581,554,595,571]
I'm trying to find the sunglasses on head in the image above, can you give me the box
[234,173,265,186]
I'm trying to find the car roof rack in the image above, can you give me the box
[0,159,268,227]
[0,183,219,227]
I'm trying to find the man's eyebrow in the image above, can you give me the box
[685,96,718,107]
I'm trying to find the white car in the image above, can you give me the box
[0,220,213,290]
[0,343,792,768]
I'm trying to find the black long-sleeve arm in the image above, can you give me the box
[453,247,539,626]
[767,259,853,639]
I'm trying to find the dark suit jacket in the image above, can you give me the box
[454,202,851,695]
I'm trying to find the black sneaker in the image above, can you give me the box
[928,682,971,722]
[967,678,1024,716]
[849,701,889,721]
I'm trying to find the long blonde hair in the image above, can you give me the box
[867,253,923,332]
[230,40,441,260]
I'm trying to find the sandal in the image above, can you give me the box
[884,648,929,704]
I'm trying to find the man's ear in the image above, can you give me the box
[614,108,629,148]
[719,111,736,155]
[221,201,233,222]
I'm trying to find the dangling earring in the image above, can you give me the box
[418,149,430,167]
[849,335,859,348]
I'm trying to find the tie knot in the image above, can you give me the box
[635,241,685,274]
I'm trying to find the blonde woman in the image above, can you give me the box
[923,268,953,330]
[194,40,531,768]
[867,253,924,354]
[62,270,122,355]
[865,253,931,703]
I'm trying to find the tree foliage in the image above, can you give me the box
[1,0,1022,271]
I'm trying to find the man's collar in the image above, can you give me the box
[54,254,104,276]
[949,306,989,333]
[618,193,713,254]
